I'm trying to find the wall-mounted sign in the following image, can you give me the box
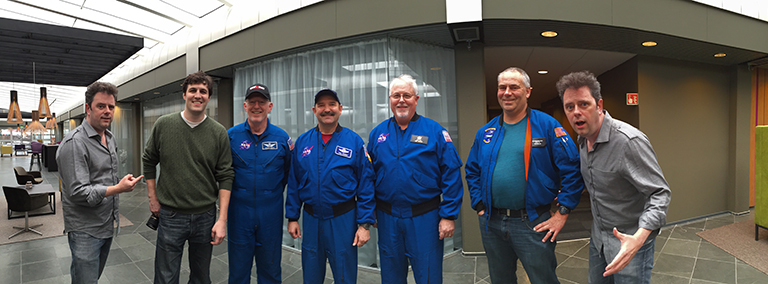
[626,93,638,105]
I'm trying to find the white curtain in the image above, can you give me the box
[234,37,459,268]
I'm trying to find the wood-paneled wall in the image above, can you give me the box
[751,68,768,206]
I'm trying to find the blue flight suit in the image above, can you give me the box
[227,120,291,284]
[285,124,375,284]
[367,114,463,284]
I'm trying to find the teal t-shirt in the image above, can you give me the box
[491,117,527,210]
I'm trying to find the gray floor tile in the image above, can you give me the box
[23,275,70,284]
[134,258,154,280]
[114,233,150,249]
[475,256,489,280]
[661,238,700,257]
[685,220,706,229]
[105,248,132,267]
[0,265,21,284]
[56,256,71,276]
[697,242,735,262]
[692,258,736,284]
[669,226,704,241]
[209,257,229,283]
[651,272,692,284]
[555,255,589,284]
[103,263,150,284]
[736,261,768,284]
[21,247,57,264]
[555,239,589,256]
[443,254,475,273]
[0,250,22,267]
[443,273,475,284]
[21,259,62,282]
[690,279,728,284]
[121,242,155,262]
[653,253,696,278]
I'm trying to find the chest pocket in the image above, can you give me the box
[411,169,438,190]
[332,170,356,190]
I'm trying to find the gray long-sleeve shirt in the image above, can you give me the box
[57,120,120,239]
[579,111,671,250]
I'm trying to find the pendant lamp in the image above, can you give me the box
[45,112,57,129]
[38,87,51,118]
[24,110,47,134]
[7,90,23,123]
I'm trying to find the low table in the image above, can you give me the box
[7,184,56,219]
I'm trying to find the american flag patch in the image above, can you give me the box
[555,127,567,137]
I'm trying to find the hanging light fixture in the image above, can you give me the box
[7,90,23,123]
[38,87,51,118]
[45,112,57,129]
[24,110,47,134]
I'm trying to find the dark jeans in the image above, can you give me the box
[589,237,654,284]
[479,211,560,284]
[68,231,113,284]
[154,206,216,284]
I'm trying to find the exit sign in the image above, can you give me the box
[626,93,638,105]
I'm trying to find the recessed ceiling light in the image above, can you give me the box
[642,41,657,47]
[714,53,726,57]
[153,92,160,94]
[541,31,558,38]
[538,70,548,74]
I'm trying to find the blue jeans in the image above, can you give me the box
[154,206,216,284]
[479,211,559,284]
[68,231,113,284]
[588,237,654,284]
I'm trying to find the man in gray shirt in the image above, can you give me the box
[57,82,144,284]
[557,71,671,284]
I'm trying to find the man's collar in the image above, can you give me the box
[595,110,612,144]
[314,124,343,133]
[82,120,110,138]
[498,108,530,126]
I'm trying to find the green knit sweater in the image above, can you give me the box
[142,113,233,214]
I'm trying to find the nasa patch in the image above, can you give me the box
[240,140,252,150]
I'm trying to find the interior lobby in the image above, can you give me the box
[3,0,768,283]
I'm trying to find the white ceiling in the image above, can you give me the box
[0,0,227,115]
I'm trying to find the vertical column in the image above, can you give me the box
[728,63,752,212]
[455,43,486,254]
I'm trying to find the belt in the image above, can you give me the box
[491,204,551,218]
[303,198,356,217]
[377,196,441,217]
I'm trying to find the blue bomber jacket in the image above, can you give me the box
[465,108,584,221]
[367,114,463,220]
[285,124,375,225]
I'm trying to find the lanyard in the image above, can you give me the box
[524,116,531,181]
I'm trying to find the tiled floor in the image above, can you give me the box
[2,155,768,283]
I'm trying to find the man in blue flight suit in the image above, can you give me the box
[227,83,292,283]
[465,67,584,283]
[367,74,464,284]
[285,89,375,284]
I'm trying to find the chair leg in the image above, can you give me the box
[8,212,43,239]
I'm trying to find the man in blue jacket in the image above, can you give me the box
[285,89,375,284]
[367,74,463,284]
[227,84,292,283]
[465,67,584,283]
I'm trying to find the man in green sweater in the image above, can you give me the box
[142,71,234,284]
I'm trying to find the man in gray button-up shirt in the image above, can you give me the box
[57,82,143,284]
[557,71,671,284]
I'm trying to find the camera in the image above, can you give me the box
[146,214,159,230]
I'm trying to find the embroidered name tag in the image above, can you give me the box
[532,138,546,147]
[262,141,278,150]
[335,146,352,159]
[410,135,428,144]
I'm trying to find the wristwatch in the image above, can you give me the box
[359,223,372,230]
[558,205,571,215]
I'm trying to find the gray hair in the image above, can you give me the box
[497,67,531,89]
[556,71,602,102]
[389,74,419,96]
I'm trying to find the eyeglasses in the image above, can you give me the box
[389,93,415,100]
